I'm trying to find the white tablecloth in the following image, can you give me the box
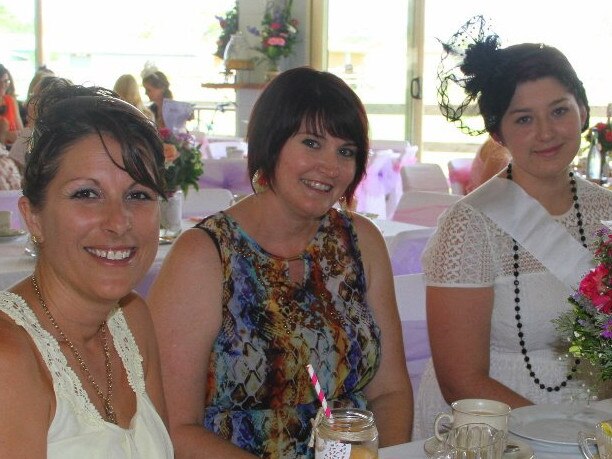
[379,399,612,458]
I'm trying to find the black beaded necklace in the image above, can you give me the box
[506,163,583,392]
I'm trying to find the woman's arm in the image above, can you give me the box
[427,286,532,408]
[147,228,257,458]
[0,318,52,457]
[354,215,413,446]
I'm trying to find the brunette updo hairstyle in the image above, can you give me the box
[461,37,590,135]
[246,67,369,207]
[142,70,173,99]
[23,79,166,208]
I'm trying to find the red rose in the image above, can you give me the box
[580,265,612,313]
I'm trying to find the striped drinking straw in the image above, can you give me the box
[306,363,332,418]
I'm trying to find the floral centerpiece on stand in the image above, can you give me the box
[158,128,204,237]
[214,4,239,60]
[247,0,299,74]
[555,227,612,381]
[585,121,612,153]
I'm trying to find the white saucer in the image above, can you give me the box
[423,435,534,458]
[0,228,26,241]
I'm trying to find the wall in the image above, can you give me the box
[234,0,310,136]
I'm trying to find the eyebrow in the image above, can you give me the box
[507,96,570,115]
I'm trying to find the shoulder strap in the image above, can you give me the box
[464,177,593,288]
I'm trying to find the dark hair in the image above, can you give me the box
[246,67,369,206]
[23,80,166,208]
[142,71,173,99]
[462,38,589,135]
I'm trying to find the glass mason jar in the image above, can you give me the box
[314,408,379,459]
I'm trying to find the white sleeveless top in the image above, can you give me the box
[0,291,174,458]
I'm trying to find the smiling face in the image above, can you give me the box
[498,76,587,182]
[23,133,161,302]
[271,125,357,218]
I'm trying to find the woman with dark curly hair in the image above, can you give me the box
[415,16,612,439]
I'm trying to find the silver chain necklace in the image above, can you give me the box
[31,275,118,424]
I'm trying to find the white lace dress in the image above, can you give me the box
[414,176,612,440]
[0,291,174,459]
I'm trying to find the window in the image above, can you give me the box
[0,0,237,135]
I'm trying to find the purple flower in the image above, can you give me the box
[602,319,612,339]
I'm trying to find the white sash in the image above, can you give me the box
[465,177,594,288]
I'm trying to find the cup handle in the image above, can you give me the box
[578,431,597,459]
[434,413,453,442]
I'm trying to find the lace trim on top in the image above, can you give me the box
[423,177,612,286]
[0,291,145,426]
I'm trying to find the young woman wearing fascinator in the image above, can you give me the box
[148,67,413,457]
[0,80,173,457]
[414,15,612,439]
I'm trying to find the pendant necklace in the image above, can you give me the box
[506,163,583,392]
[31,275,118,424]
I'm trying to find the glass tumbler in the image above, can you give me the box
[442,423,505,459]
[314,408,378,459]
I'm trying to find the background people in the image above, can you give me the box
[0,81,173,457]
[148,67,413,457]
[0,63,23,146]
[113,74,154,121]
[141,64,173,128]
[415,20,612,439]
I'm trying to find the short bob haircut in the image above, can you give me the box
[461,39,590,135]
[246,66,369,207]
[23,79,166,208]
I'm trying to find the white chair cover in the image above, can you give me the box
[393,273,430,414]
[205,140,247,159]
[447,157,474,195]
[387,227,435,275]
[182,187,234,218]
[392,191,461,227]
[400,163,449,194]
[0,190,23,229]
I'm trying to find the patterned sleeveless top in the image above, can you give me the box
[197,209,381,458]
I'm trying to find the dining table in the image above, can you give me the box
[379,398,612,458]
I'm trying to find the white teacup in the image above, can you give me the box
[434,399,511,442]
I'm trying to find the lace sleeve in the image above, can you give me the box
[422,201,495,287]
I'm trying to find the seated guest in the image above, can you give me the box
[141,64,173,128]
[414,18,612,439]
[0,136,21,190]
[148,67,413,457]
[20,66,55,125]
[0,81,173,457]
[9,76,67,173]
[113,74,154,121]
[464,136,511,193]
[0,63,24,145]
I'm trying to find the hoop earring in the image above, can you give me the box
[31,235,40,245]
[252,170,268,194]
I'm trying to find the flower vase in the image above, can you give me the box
[160,190,183,239]
[265,62,281,82]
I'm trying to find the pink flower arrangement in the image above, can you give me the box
[158,128,204,195]
[556,227,612,380]
[247,0,299,70]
